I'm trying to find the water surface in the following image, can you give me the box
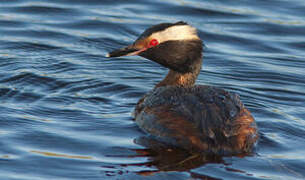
[1,0,305,179]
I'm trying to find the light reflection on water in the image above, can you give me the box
[0,0,305,179]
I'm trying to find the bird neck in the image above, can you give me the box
[155,57,202,88]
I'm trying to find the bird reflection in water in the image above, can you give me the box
[103,136,255,179]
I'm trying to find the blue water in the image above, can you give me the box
[1,0,305,179]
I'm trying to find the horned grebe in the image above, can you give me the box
[107,21,258,154]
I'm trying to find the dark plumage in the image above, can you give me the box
[135,85,257,154]
[140,40,202,73]
[107,21,258,155]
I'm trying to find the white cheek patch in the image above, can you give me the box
[150,25,200,43]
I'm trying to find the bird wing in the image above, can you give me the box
[135,85,257,153]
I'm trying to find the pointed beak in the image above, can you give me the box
[106,44,147,58]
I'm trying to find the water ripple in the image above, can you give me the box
[0,0,305,179]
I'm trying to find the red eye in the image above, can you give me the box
[149,39,159,47]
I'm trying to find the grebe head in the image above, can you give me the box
[107,21,203,73]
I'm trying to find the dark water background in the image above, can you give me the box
[1,0,305,179]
